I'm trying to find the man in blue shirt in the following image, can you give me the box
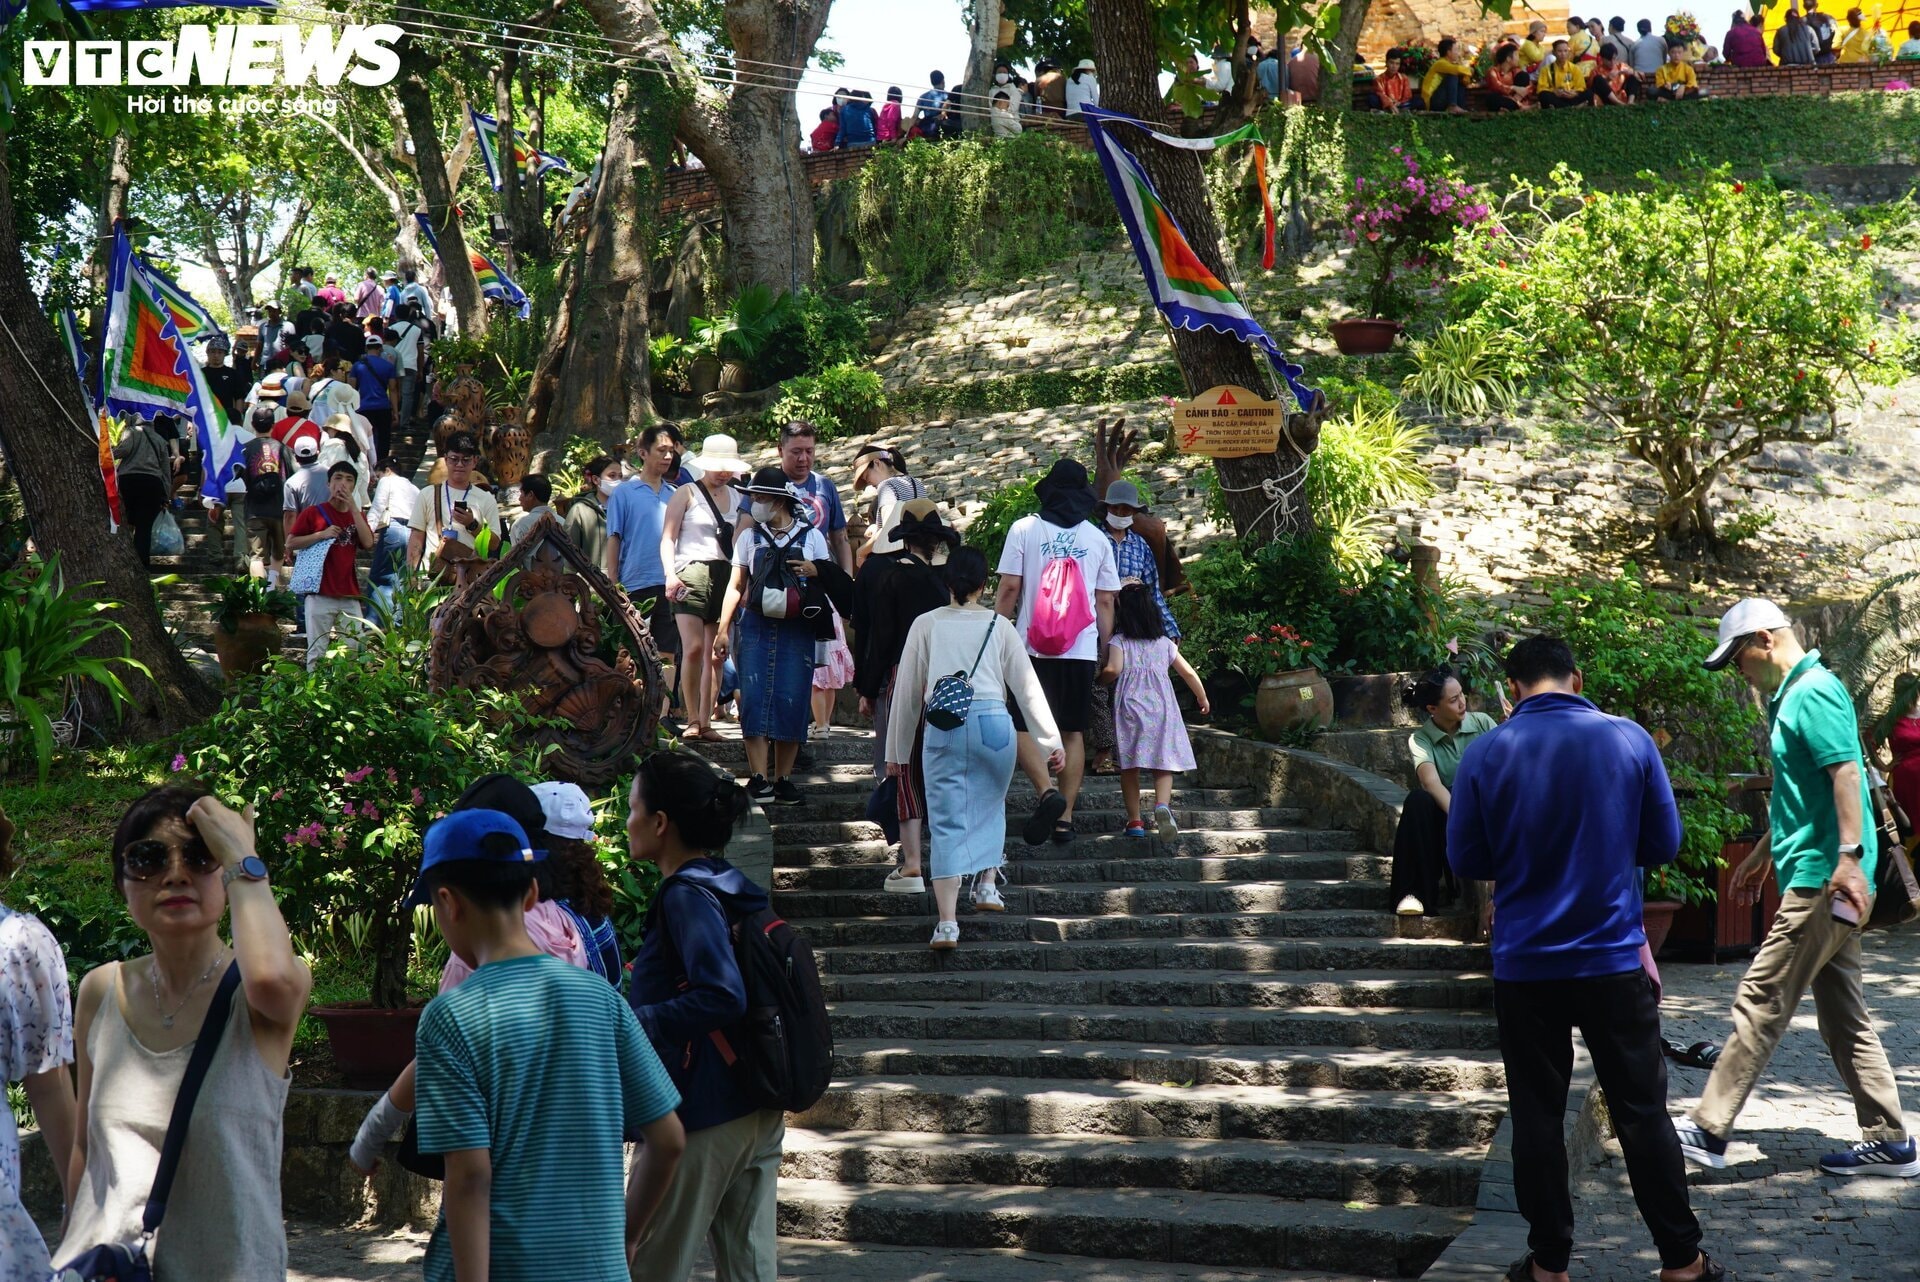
[732,420,851,573]
[915,70,957,140]
[1448,636,1722,1282]
[350,334,400,464]
[606,423,683,657]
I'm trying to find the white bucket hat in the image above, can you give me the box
[687,433,751,475]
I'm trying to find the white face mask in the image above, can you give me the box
[1106,513,1135,530]
[598,477,620,498]
[751,500,782,524]
[995,72,1009,84]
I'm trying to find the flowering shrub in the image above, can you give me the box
[1345,145,1493,320]
[1235,623,1322,681]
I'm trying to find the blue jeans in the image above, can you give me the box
[368,523,410,620]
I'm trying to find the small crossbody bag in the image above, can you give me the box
[925,620,997,731]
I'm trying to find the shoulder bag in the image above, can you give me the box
[925,619,997,731]
[694,482,733,560]
[56,963,243,1282]
[289,509,340,595]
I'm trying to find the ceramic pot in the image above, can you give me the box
[718,359,756,394]
[1254,668,1334,738]
[1329,671,1422,729]
[1329,318,1404,356]
[1642,899,1684,957]
[211,612,283,680]
[311,1003,425,1089]
[687,354,723,398]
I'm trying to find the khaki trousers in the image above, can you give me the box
[631,1108,784,1282]
[1693,886,1906,1141]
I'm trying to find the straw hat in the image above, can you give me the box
[687,433,750,475]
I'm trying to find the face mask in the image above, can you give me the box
[751,500,782,524]
[1106,513,1135,530]
[598,477,620,498]
[995,73,1009,84]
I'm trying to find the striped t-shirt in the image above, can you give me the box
[417,952,681,1282]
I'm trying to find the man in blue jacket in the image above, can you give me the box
[1449,635,1723,1282]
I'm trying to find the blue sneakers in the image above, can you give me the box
[1673,1118,1730,1169]
[1819,1137,1920,1178]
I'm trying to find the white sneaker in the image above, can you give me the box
[1396,895,1425,917]
[972,879,1006,912]
[1154,804,1179,842]
[929,921,961,950]
[883,868,926,894]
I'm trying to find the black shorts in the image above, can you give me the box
[630,586,681,655]
[1010,657,1097,735]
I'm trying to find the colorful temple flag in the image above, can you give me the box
[1079,104,1313,413]
[469,107,571,191]
[96,410,123,531]
[98,224,241,506]
[137,255,224,343]
[59,308,89,399]
[414,212,532,319]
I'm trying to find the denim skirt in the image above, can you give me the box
[736,609,813,743]
[923,696,1016,881]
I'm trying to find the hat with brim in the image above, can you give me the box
[1075,58,1097,71]
[1034,456,1096,527]
[688,433,750,475]
[1101,479,1149,511]
[257,374,287,401]
[286,390,312,413]
[1702,598,1794,671]
[851,442,905,489]
[887,499,961,550]
[743,465,800,501]
[263,302,282,313]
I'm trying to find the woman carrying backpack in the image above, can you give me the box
[625,751,785,1282]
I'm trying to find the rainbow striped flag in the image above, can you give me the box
[469,107,571,191]
[414,212,532,319]
[1080,105,1312,414]
[138,255,224,343]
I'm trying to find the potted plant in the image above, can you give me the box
[203,575,299,679]
[0,556,150,781]
[1335,146,1493,355]
[182,584,552,1086]
[1237,624,1334,739]
[692,285,794,395]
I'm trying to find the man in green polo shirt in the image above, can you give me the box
[1672,599,1914,1179]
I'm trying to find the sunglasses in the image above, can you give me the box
[120,838,219,882]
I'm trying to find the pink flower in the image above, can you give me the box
[1446,638,1460,655]
[271,788,285,801]
[343,803,356,819]
[344,766,373,785]
[386,768,400,785]
[170,754,187,772]
[1366,231,1381,242]
[412,787,425,806]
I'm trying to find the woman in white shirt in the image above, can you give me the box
[887,547,1064,949]
[1064,59,1100,117]
[660,434,750,742]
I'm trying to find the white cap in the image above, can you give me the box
[1703,598,1794,671]
[531,781,596,841]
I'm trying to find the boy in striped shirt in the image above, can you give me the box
[410,809,687,1280]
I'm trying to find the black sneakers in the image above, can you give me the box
[771,778,803,806]
[746,774,774,803]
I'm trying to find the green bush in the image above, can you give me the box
[1516,565,1764,904]
[1400,326,1526,419]
[1306,399,1434,573]
[757,289,874,383]
[769,364,888,441]
[887,363,1185,421]
[963,477,1041,570]
[0,557,151,781]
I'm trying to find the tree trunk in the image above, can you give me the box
[960,0,1004,132]
[1089,0,1317,540]
[517,64,553,262]
[526,77,662,445]
[0,123,216,737]
[1317,0,1375,109]
[491,54,526,274]
[312,110,423,275]
[1216,0,1261,127]
[395,41,488,338]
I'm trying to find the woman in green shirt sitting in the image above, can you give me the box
[1393,666,1499,917]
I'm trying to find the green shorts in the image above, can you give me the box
[673,559,729,623]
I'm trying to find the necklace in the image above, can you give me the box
[151,948,229,1030]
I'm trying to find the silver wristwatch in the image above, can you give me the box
[222,855,270,886]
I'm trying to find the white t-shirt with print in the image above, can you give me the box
[996,514,1120,662]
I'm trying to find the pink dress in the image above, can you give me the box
[877,101,902,142]
[1888,716,1920,829]
[813,612,855,690]
[1112,636,1196,772]
[437,899,589,991]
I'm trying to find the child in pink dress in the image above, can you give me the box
[1100,581,1211,841]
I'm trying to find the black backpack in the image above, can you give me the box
[658,875,834,1113]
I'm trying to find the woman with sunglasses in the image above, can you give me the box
[56,785,312,1280]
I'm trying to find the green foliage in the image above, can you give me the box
[1231,623,1324,681]
[1846,190,1920,251]
[1517,565,1764,904]
[1343,144,1493,319]
[1447,165,1898,550]
[203,574,299,634]
[590,775,659,963]
[1306,399,1435,573]
[888,363,1186,421]
[650,334,693,395]
[963,478,1041,570]
[691,284,794,367]
[1823,562,1920,733]
[849,132,1111,301]
[757,289,874,383]
[768,364,887,442]
[0,558,151,782]
[1400,326,1526,419]
[179,584,554,1007]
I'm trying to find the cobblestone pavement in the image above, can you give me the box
[1567,927,1920,1280]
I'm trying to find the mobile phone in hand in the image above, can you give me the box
[1831,892,1861,927]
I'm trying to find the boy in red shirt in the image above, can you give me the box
[287,460,373,668]
[809,108,838,153]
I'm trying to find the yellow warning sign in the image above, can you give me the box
[1171,385,1284,458]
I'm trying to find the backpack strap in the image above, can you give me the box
[143,961,242,1233]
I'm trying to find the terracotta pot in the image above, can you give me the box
[311,1003,425,1089]
[211,612,284,680]
[1254,669,1334,739]
[1642,899,1683,958]
[997,17,1017,46]
[1329,671,1422,729]
[717,359,756,394]
[1329,318,1404,356]
[687,354,722,398]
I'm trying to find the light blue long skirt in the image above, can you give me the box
[922,696,1015,881]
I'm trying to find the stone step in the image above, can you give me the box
[775,829,1359,866]
[766,807,1313,842]
[829,1037,1505,1092]
[735,1238,1385,1282]
[783,770,1265,809]
[782,1129,1483,1206]
[704,737,888,765]
[774,1178,1468,1276]
[778,850,1392,890]
[796,908,1474,947]
[774,878,1391,920]
[826,1001,1501,1050]
[817,967,1491,1012]
[814,934,1490,975]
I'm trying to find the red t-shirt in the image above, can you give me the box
[291,502,361,598]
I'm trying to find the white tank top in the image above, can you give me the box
[673,482,732,569]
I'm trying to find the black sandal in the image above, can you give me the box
[1022,789,1067,847]
[1504,1254,1538,1282]
[1051,818,1076,845]
[1663,1038,1723,1070]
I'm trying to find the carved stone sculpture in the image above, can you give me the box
[428,514,664,786]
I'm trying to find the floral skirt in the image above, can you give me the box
[813,613,855,690]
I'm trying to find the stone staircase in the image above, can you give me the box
[688,728,1502,1281]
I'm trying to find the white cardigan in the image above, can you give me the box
[886,605,1063,764]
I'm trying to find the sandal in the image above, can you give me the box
[1022,789,1067,847]
[693,726,727,742]
[1663,1038,1723,1070]
[1051,819,1076,845]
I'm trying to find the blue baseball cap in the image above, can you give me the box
[404,809,544,907]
